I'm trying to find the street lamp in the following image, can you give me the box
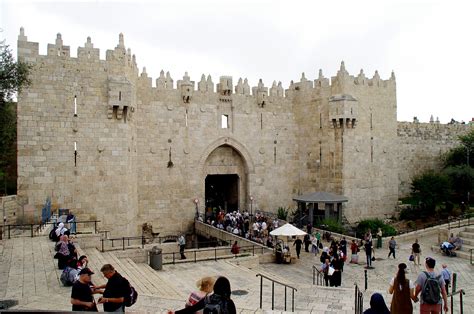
[250,196,254,218]
[194,198,199,219]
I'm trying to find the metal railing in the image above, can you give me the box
[3,220,100,239]
[256,273,297,312]
[471,248,473,265]
[100,236,145,252]
[448,289,465,314]
[447,213,473,230]
[354,283,363,314]
[161,244,267,265]
[312,265,327,286]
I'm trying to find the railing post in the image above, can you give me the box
[94,220,97,234]
[173,252,175,264]
[8,225,10,239]
[101,239,104,252]
[364,269,368,290]
[122,237,125,250]
[253,245,255,256]
[194,250,197,263]
[460,289,464,314]
[271,281,275,310]
[450,293,454,313]
[284,286,287,311]
[312,267,315,285]
[214,248,217,261]
[292,288,295,312]
[452,273,457,293]
[259,276,263,309]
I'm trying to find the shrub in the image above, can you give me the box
[356,219,397,238]
[318,218,344,234]
[399,206,418,221]
[406,220,416,229]
[277,206,289,221]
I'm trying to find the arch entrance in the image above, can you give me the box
[203,145,247,212]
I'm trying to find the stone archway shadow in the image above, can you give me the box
[198,137,255,175]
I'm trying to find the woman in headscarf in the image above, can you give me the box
[388,263,416,313]
[363,293,390,314]
[55,222,69,239]
[172,276,236,314]
[56,235,71,269]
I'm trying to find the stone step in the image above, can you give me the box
[459,231,474,239]
[464,226,474,233]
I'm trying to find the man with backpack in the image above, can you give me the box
[97,264,137,312]
[414,257,448,313]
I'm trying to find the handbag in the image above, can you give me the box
[328,266,335,276]
[371,256,375,262]
[409,254,414,261]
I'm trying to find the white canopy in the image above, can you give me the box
[270,223,307,237]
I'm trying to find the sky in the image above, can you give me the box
[1,0,473,123]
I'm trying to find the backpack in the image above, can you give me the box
[123,278,138,307]
[203,294,229,314]
[60,266,78,286]
[421,271,442,304]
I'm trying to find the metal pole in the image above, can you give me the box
[271,281,274,310]
[452,273,457,293]
[194,250,196,263]
[313,267,315,285]
[122,237,125,250]
[292,289,295,312]
[259,276,263,309]
[8,225,10,239]
[284,286,287,311]
[101,239,104,252]
[460,289,464,314]
[30,224,33,237]
[364,270,368,290]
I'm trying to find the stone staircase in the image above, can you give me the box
[457,226,474,260]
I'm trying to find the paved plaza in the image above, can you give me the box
[0,230,472,313]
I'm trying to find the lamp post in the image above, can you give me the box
[194,198,199,219]
[467,145,471,207]
[250,196,254,218]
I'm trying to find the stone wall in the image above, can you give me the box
[15,28,472,237]
[397,122,473,197]
[1,195,20,225]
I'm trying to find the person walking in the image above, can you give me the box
[97,264,130,312]
[304,234,310,252]
[173,276,237,314]
[376,228,383,249]
[329,254,343,287]
[414,257,448,314]
[388,236,397,259]
[350,239,359,264]
[293,237,303,259]
[412,239,421,266]
[388,263,416,313]
[441,264,451,294]
[364,240,373,268]
[178,234,186,259]
[70,268,99,312]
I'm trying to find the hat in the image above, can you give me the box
[79,268,94,275]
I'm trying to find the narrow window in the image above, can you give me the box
[370,113,373,130]
[371,137,374,163]
[87,51,91,59]
[260,113,263,130]
[185,109,188,127]
[57,48,60,56]
[119,91,122,101]
[74,95,77,116]
[221,114,229,128]
[319,113,322,129]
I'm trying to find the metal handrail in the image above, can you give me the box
[448,289,465,314]
[354,283,363,314]
[4,220,100,239]
[161,244,266,265]
[100,236,145,252]
[312,265,326,286]
[447,213,473,230]
[256,273,297,312]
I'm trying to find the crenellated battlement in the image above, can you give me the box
[18,28,396,103]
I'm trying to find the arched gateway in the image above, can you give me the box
[200,138,254,213]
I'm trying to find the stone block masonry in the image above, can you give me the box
[15,28,472,236]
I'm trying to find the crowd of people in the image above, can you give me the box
[202,209,280,248]
[49,223,135,312]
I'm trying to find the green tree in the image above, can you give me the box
[1,41,31,105]
[444,130,474,168]
[410,171,451,213]
[0,40,31,194]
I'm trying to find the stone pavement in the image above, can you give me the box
[0,230,473,313]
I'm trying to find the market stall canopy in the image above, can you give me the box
[270,223,307,237]
[292,191,348,203]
